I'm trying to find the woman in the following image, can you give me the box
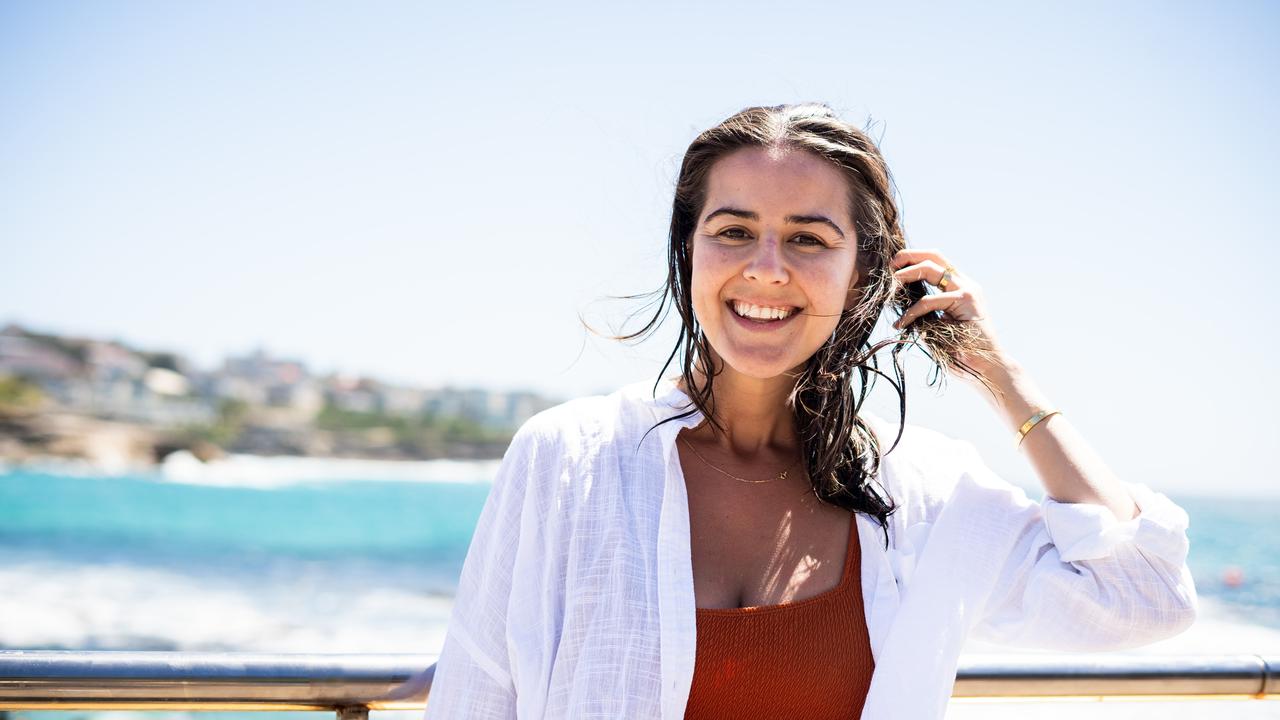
[422,103,1197,719]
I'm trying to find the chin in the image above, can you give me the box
[716,353,808,382]
[699,327,819,381]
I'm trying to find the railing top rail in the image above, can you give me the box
[0,650,1276,711]
[0,651,438,711]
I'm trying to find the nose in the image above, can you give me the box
[743,233,789,285]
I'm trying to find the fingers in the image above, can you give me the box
[889,249,981,330]
[893,290,974,329]
[891,259,950,286]
[891,248,956,291]
[889,249,946,270]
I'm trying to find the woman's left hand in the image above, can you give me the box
[888,248,1014,378]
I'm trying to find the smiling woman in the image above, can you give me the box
[692,148,860,380]
[422,103,1197,720]
[618,106,1007,550]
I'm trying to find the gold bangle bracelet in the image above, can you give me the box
[1015,409,1061,448]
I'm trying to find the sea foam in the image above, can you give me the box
[160,450,501,489]
[0,554,453,654]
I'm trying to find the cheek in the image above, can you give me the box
[689,246,730,305]
[687,262,714,328]
[809,264,857,305]
[691,242,732,272]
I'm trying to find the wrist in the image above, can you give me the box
[983,360,1052,424]
[971,354,1021,401]
[978,351,1023,379]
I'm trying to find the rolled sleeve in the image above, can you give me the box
[1043,482,1190,564]
[955,441,1199,651]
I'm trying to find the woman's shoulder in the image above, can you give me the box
[498,383,668,519]
[512,393,613,450]
[512,379,665,453]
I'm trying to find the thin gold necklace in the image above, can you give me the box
[678,436,803,484]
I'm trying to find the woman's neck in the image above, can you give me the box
[677,365,801,458]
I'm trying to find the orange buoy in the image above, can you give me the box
[1222,566,1245,588]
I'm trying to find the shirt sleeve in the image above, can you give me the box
[423,421,543,720]
[959,440,1200,651]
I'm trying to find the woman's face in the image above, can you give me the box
[689,146,860,381]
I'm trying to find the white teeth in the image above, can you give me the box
[732,300,795,321]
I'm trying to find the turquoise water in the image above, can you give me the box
[0,468,488,568]
[1171,493,1280,627]
[0,465,1277,654]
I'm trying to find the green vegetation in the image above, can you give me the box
[316,403,513,453]
[0,375,44,411]
[178,398,250,447]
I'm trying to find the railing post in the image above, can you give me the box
[337,706,369,720]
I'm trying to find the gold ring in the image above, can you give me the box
[938,266,956,290]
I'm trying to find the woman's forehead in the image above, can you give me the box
[704,147,854,226]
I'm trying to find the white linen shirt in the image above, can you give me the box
[422,376,1198,719]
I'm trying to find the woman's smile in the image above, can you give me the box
[725,299,803,332]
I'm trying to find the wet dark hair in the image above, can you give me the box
[600,103,1000,546]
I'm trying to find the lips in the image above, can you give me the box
[726,299,801,318]
[728,298,801,311]
[724,300,801,331]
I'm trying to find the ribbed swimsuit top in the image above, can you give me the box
[684,513,874,719]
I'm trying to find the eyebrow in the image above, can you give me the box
[702,206,846,240]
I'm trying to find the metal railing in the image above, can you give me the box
[1,651,1276,717]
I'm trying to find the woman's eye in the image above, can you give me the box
[714,229,824,247]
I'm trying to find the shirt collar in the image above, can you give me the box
[652,376,704,424]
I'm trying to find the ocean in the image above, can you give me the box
[1,457,1277,657]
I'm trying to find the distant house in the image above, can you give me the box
[265,380,324,423]
[0,328,82,381]
[377,385,428,416]
[419,386,554,430]
[324,374,380,414]
[0,324,216,425]
[86,341,148,383]
[1,324,557,447]
[219,348,320,417]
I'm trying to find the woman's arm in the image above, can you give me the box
[980,357,1139,522]
[423,421,547,719]
[966,464,1198,650]
[890,250,1194,651]
[889,248,1137,522]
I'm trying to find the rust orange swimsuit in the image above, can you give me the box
[684,515,874,719]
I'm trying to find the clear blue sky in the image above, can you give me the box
[1,1,1275,495]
